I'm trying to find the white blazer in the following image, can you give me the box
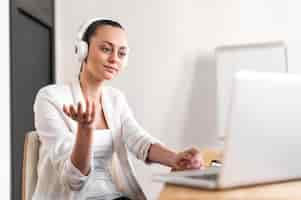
[32,79,162,200]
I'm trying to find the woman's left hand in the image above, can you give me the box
[172,147,204,171]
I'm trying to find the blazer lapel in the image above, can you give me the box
[70,79,86,106]
[101,87,115,130]
[102,87,124,156]
[69,79,86,133]
[102,87,119,149]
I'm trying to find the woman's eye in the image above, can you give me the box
[100,46,112,53]
[118,51,127,58]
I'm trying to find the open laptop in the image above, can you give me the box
[153,71,301,189]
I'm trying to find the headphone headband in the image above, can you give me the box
[76,17,112,41]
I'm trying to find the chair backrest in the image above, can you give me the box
[22,131,40,200]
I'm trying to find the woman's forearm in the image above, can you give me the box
[147,143,177,168]
[70,126,93,175]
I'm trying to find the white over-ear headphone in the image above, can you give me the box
[75,17,110,63]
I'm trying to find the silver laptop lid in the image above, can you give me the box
[219,71,301,188]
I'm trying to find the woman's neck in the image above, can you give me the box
[79,69,104,103]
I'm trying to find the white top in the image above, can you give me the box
[74,129,123,200]
[32,80,163,200]
[79,129,123,199]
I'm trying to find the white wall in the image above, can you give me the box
[55,1,289,199]
[0,0,10,199]
[287,1,301,74]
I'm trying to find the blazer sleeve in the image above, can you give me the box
[33,87,94,191]
[118,91,163,163]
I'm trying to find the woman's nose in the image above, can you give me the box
[108,51,119,64]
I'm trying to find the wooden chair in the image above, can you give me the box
[22,131,40,200]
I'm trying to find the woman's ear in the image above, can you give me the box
[83,44,91,64]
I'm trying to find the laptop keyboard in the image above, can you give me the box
[187,173,219,181]
[166,166,220,177]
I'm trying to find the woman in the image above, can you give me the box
[33,18,203,200]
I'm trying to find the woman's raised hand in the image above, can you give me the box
[63,98,96,129]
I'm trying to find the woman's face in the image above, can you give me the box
[85,25,128,81]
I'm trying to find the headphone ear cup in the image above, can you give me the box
[75,40,88,63]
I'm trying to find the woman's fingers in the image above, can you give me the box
[77,102,84,122]
[188,155,204,169]
[90,101,96,122]
[85,98,90,122]
[62,99,96,127]
[86,98,90,112]
[177,147,204,170]
[185,147,200,157]
[69,105,77,120]
[183,147,201,161]
[183,152,192,160]
[77,102,82,115]
[179,160,187,168]
[177,147,199,163]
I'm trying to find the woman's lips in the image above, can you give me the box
[104,65,118,73]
